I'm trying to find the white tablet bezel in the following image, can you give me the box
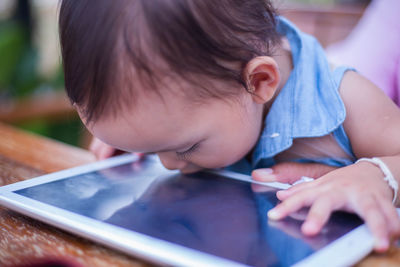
[0,154,376,267]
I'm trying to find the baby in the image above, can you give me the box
[59,0,400,252]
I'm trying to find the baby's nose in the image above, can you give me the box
[157,152,188,170]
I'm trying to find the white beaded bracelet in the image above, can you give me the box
[356,157,398,204]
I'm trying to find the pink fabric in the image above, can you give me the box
[327,0,400,105]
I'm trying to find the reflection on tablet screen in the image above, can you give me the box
[15,158,362,267]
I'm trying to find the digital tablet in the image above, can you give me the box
[0,154,377,267]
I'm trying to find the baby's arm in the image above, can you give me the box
[89,137,118,160]
[252,161,336,183]
[266,71,400,252]
[89,137,145,160]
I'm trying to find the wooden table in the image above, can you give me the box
[0,122,399,267]
[0,122,147,267]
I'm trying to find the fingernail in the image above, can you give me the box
[276,190,287,196]
[302,221,318,235]
[375,239,389,251]
[276,190,286,200]
[268,209,281,220]
[253,168,276,182]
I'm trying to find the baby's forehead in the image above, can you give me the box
[89,87,192,129]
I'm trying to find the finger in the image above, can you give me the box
[302,196,342,236]
[98,145,115,160]
[277,179,319,201]
[89,138,101,155]
[272,162,337,183]
[268,189,318,221]
[252,168,276,182]
[376,199,400,241]
[357,196,390,252]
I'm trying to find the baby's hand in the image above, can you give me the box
[252,162,336,184]
[89,137,120,160]
[265,162,400,252]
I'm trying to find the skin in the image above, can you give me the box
[82,42,400,252]
[89,88,263,174]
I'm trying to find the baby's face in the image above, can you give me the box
[84,83,264,173]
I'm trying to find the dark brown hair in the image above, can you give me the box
[59,0,281,123]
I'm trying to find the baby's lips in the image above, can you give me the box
[135,152,145,158]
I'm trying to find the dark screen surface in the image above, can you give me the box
[16,157,362,267]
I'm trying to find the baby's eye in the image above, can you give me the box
[176,143,200,159]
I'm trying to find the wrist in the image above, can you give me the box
[356,157,398,204]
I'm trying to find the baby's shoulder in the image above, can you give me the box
[337,70,360,95]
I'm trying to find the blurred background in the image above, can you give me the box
[0,0,370,149]
[0,0,84,147]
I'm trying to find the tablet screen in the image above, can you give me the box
[14,157,363,267]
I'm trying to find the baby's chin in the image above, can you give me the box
[178,162,231,174]
[178,156,247,174]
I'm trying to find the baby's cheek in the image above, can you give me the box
[191,139,251,169]
[196,153,243,169]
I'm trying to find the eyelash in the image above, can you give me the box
[176,143,200,159]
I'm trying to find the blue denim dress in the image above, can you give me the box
[225,18,360,265]
[228,17,356,175]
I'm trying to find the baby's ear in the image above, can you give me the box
[244,56,280,104]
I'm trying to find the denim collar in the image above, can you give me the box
[252,17,346,168]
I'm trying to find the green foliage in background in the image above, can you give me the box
[0,21,65,98]
[16,118,85,147]
[0,19,82,147]
[0,21,40,98]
